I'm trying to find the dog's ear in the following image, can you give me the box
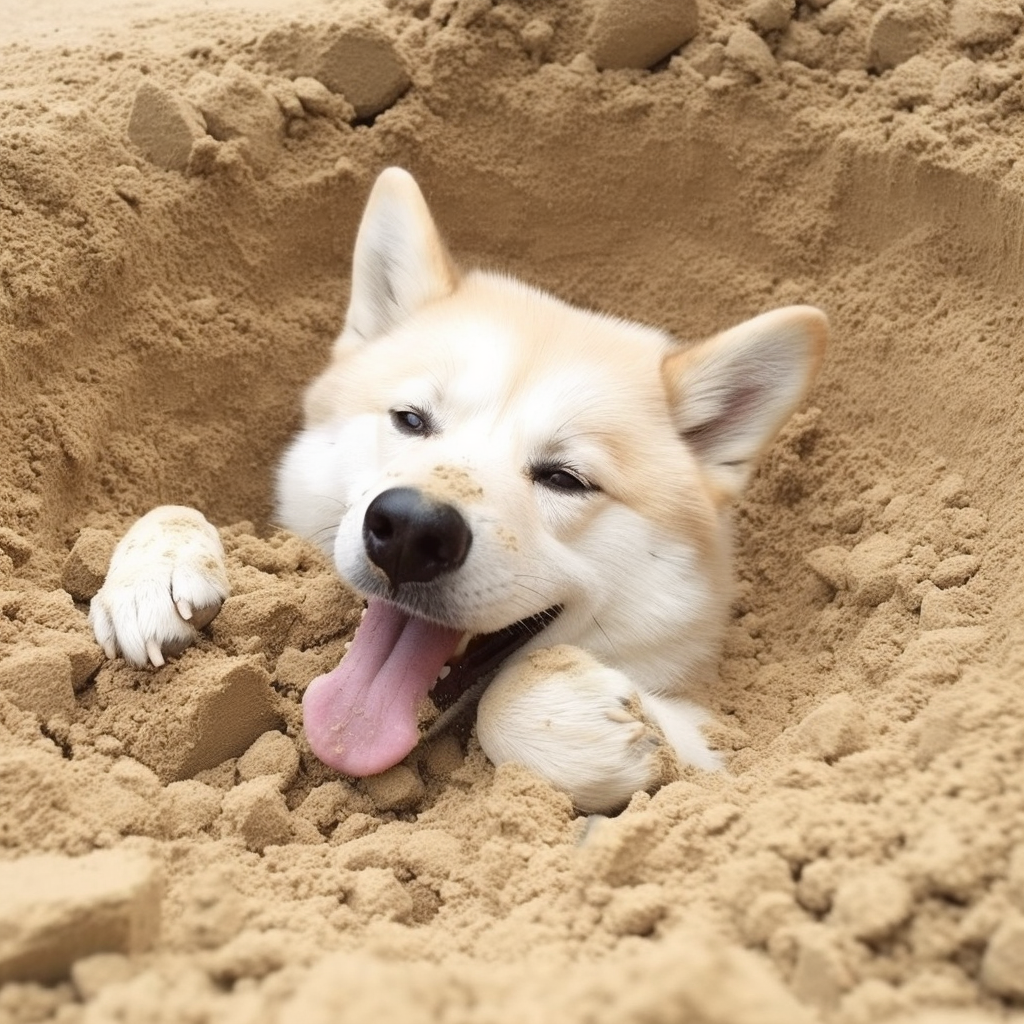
[662,306,827,497]
[343,168,459,342]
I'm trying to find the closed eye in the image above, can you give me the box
[531,464,598,494]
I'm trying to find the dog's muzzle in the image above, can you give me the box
[363,487,472,592]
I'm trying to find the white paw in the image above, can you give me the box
[476,645,667,814]
[89,506,230,668]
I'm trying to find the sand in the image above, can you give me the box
[2,0,1024,1019]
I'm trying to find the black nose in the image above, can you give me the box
[363,487,472,590]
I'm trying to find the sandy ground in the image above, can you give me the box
[3,0,1024,1020]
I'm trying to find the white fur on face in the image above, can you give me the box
[276,271,732,693]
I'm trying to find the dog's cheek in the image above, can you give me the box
[531,488,606,547]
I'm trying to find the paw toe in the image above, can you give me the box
[88,602,118,661]
[176,596,223,631]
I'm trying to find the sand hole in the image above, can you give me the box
[2,0,1023,1020]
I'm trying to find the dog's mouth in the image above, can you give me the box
[302,598,561,777]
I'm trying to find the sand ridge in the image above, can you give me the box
[2,0,1024,1020]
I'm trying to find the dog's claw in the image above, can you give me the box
[607,708,660,746]
[176,598,194,621]
[146,638,165,668]
[607,707,635,725]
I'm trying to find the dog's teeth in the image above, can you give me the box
[453,633,472,658]
[438,665,451,680]
[360,608,367,620]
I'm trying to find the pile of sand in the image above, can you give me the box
[2,0,1024,1020]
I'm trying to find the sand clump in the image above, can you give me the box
[0,851,162,986]
[2,0,1024,1021]
[586,0,700,69]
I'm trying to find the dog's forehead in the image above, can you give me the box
[412,273,672,414]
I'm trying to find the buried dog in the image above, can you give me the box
[90,168,827,814]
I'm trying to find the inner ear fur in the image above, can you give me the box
[661,305,828,498]
[341,167,460,345]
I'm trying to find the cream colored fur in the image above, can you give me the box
[91,168,826,814]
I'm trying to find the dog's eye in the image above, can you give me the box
[533,466,595,493]
[391,408,430,436]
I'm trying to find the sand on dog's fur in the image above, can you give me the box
[2,0,1024,1020]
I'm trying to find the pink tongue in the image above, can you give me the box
[302,598,463,777]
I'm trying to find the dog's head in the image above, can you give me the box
[278,168,826,777]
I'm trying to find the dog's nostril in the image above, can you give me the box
[413,528,468,568]
[362,487,472,589]
[365,509,394,542]
[416,535,442,562]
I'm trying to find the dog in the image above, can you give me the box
[90,168,826,814]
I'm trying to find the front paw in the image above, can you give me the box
[476,646,669,814]
[89,506,229,668]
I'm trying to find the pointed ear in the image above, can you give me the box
[662,306,828,497]
[343,167,459,343]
